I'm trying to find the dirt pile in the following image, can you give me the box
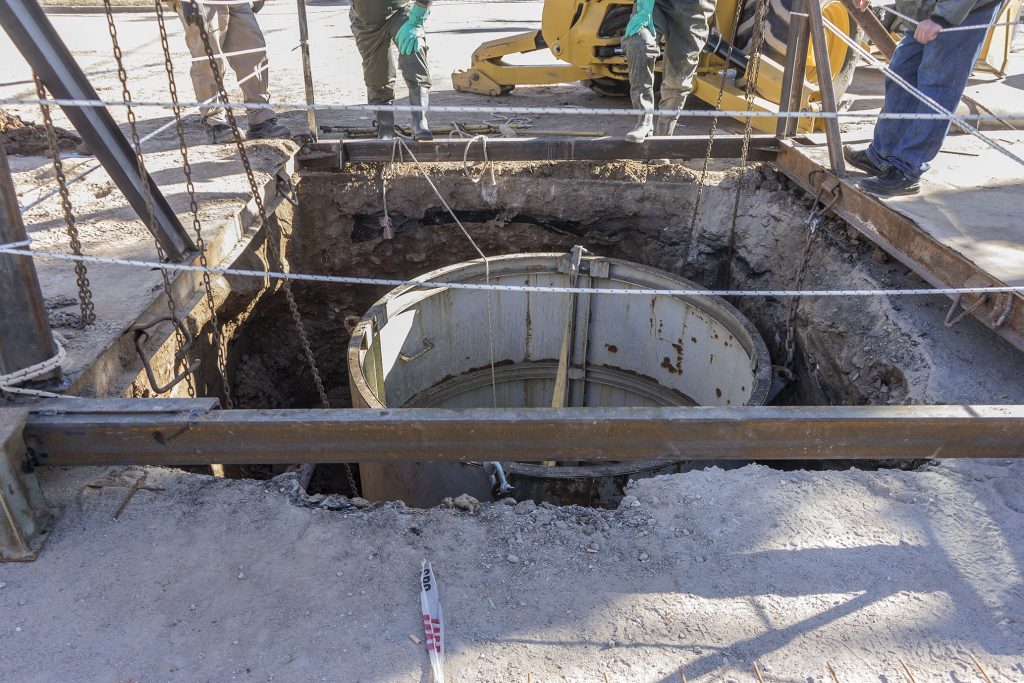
[1,107,86,157]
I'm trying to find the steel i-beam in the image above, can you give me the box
[0,0,195,261]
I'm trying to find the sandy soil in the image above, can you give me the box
[0,460,1022,682]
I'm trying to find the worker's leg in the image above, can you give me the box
[621,25,659,142]
[879,1,1001,177]
[866,32,924,170]
[220,3,275,127]
[390,5,434,140]
[657,0,713,135]
[178,4,229,126]
[352,1,398,138]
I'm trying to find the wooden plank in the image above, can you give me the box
[22,402,1024,466]
[297,135,779,170]
[775,139,1024,353]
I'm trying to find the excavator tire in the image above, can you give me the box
[733,0,864,100]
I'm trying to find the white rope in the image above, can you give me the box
[394,137,499,406]
[4,96,1024,122]
[0,336,70,399]
[3,241,1023,298]
[462,134,496,186]
[871,2,1021,31]
[18,63,271,213]
[822,15,1024,169]
[189,46,267,62]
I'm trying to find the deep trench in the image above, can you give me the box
[191,161,926,502]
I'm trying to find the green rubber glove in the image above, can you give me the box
[397,3,428,56]
[624,0,656,39]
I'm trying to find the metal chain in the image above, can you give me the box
[153,0,234,407]
[103,0,196,397]
[187,0,357,495]
[721,0,770,288]
[685,0,750,258]
[33,75,96,328]
[782,194,830,369]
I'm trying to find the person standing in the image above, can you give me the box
[621,0,716,142]
[844,0,1006,195]
[350,0,434,140]
[173,0,291,142]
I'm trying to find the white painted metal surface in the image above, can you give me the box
[347,252,772,506]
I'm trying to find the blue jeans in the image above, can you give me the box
[867,1,1003,178]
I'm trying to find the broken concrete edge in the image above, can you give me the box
[264,469,647,516]
[64,146,297,399]
[0,408,55,562]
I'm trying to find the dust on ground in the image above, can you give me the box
[0,107,85,157]
[0,460,1022,682]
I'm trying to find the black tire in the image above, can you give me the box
[733,0,864,99]
[584,77,631,97]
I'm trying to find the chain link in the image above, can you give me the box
[33,75,96,328]
[103,0,196,397]
[685,0,750,258]
[783,223,817,370]
[187,0,356,495]
[154,0,234,407]
[721,0,771,288]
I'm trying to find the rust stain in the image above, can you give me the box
[661,357,680,375]
[690,336,697,344]
[605,344,618,353]
[715,388,722,399]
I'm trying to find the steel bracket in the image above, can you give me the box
[132,316,201,395]
[944,276,1016,330]
[0,409,54,562]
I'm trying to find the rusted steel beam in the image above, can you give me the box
[297,135,779,171]
[1,408,54,561]
[21,400,1024,466]
[775,139,1024,353]
[838,0,898,59]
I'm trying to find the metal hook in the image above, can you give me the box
[131,316,201,395]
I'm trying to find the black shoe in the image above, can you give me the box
[843,145,883,176]
[203,120,232,144]
[860,167,920,196]
[246,118,292,140]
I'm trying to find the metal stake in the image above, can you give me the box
[776,0,811,138]
[294,0,317,140]
[806,0,847,176]
[0,142,59,382]
[0,0,195,261]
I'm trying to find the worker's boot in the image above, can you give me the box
[375,109,396,140]
[625,114,655,144]
[656,116,678,137]
[409,88,433,141]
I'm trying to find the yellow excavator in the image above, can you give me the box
[451,0,1022,133]
[452,0,864,133]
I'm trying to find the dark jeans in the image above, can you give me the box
[867,1,1003,178]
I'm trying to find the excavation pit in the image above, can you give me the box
[171,159,1012,506]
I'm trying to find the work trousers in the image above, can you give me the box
[350,0,431,105]
[621,0,715,114]
[866,1,1003,178]
[176,2,274,125]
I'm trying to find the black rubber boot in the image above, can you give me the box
[409,89,433,141]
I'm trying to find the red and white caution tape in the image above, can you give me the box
[420,561,445,683]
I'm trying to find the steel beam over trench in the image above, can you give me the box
[297,135,778,171]
[775,139,1024,353]
[21,399,1024,466]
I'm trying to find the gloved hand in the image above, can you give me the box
[396,3,428,55]
[624,0,656,38]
